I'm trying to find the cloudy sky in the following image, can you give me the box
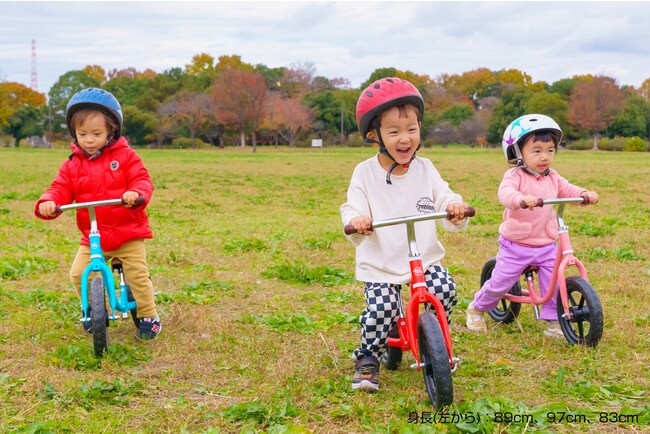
[1,1,649,95]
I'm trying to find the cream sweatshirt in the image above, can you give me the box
[341,155,467,284]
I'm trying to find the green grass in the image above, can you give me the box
[0,146,649,433]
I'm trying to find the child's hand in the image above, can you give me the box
[447,202,470,223]
[520,195,539,210]
[349,215,373,236]
[38,201,57,217]
[581,191,599,205]
[122,191,139,207]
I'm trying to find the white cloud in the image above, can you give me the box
[1,1,649,94]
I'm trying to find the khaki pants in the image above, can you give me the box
[69,239,157,318]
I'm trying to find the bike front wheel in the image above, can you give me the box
[481,257,522,324]
[418,312,453,409]
[557,276,603,347]
[90,276,109,357]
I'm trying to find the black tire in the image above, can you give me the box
[418,312,453,409]
[481,258,522,324]
[381,326,403,371]
[90,276,109,357]
[557,276,603,347]
[126,286,140,329]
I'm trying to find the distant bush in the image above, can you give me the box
[566,139,593,150]
[169,137,208,149]
[625,136,649,152]
[598,137,625,152]
[345,132,366,148]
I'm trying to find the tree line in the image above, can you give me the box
[1,53,650,150]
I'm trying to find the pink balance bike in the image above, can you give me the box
[480,197,603,347]
[345,207,475,409]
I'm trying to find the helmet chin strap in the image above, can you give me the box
[513,145,550,178]
[77,136,117,160]
[368,118,418,185]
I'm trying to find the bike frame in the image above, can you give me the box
[371,212,457,371]
[501,198,588,321]
[58,199,137,323]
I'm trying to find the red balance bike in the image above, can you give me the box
[345,207,475,409]
[480,197,603,347]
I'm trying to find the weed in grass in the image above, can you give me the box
[613,246,643,261]
[572,222,615,237]
[219,397,299,426]
[48,344,102,371]
[303,231,340,250]
[156,281,234,304]
[262,261,354,286]
[324,290,357,304]
[0,256,58,280]
[223,237,269,254]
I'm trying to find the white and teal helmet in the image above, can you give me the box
[502,114,562,165]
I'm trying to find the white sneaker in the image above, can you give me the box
[543,320,564,339]
[466,306,487,332]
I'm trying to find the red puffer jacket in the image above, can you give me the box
[35,137,154,252]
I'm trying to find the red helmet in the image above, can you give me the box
[356,77,424,138]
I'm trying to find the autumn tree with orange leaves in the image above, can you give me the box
[263,93,314,147]
[210,69,268,152]
[568,76,626,149]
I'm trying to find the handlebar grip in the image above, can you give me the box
[520,198,544,209]
[446,206,476,219]
[122,195,146,208]
[344,223,373,235]
[343,224,356,235]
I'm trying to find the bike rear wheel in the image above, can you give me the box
[380,326,402,371]
[557,276,603,347]
[417,312,453,409]
[481,258,522,323]
[90,276,109,357]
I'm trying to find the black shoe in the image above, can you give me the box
[352,356,380,392]
[137,316,162,340]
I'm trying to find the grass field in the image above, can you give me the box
[0,146,648,434]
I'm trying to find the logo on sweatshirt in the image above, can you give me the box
[416,197,436,214]
[110,161,119,171]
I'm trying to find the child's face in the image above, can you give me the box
[369,105,421,165]
[521,137,556,174]
[74,112,111,155]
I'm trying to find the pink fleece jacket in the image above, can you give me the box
[498,167,587,246]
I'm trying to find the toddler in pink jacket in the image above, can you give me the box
[466,114,598,337]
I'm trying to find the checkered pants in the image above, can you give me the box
[352,264,458,361]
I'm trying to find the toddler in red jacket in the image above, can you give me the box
[35,88,161,340]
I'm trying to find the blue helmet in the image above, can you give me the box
[65,88,123,139]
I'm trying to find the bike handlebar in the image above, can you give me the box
[519,197,588,209]
[56,196,146,213]
[344,207,475,235]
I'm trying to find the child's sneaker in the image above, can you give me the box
[466,305,487,332]
[543,320,564,339]
[137,316,162,340]
[352,356,380,392]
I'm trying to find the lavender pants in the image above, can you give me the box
[473,236,558,321]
